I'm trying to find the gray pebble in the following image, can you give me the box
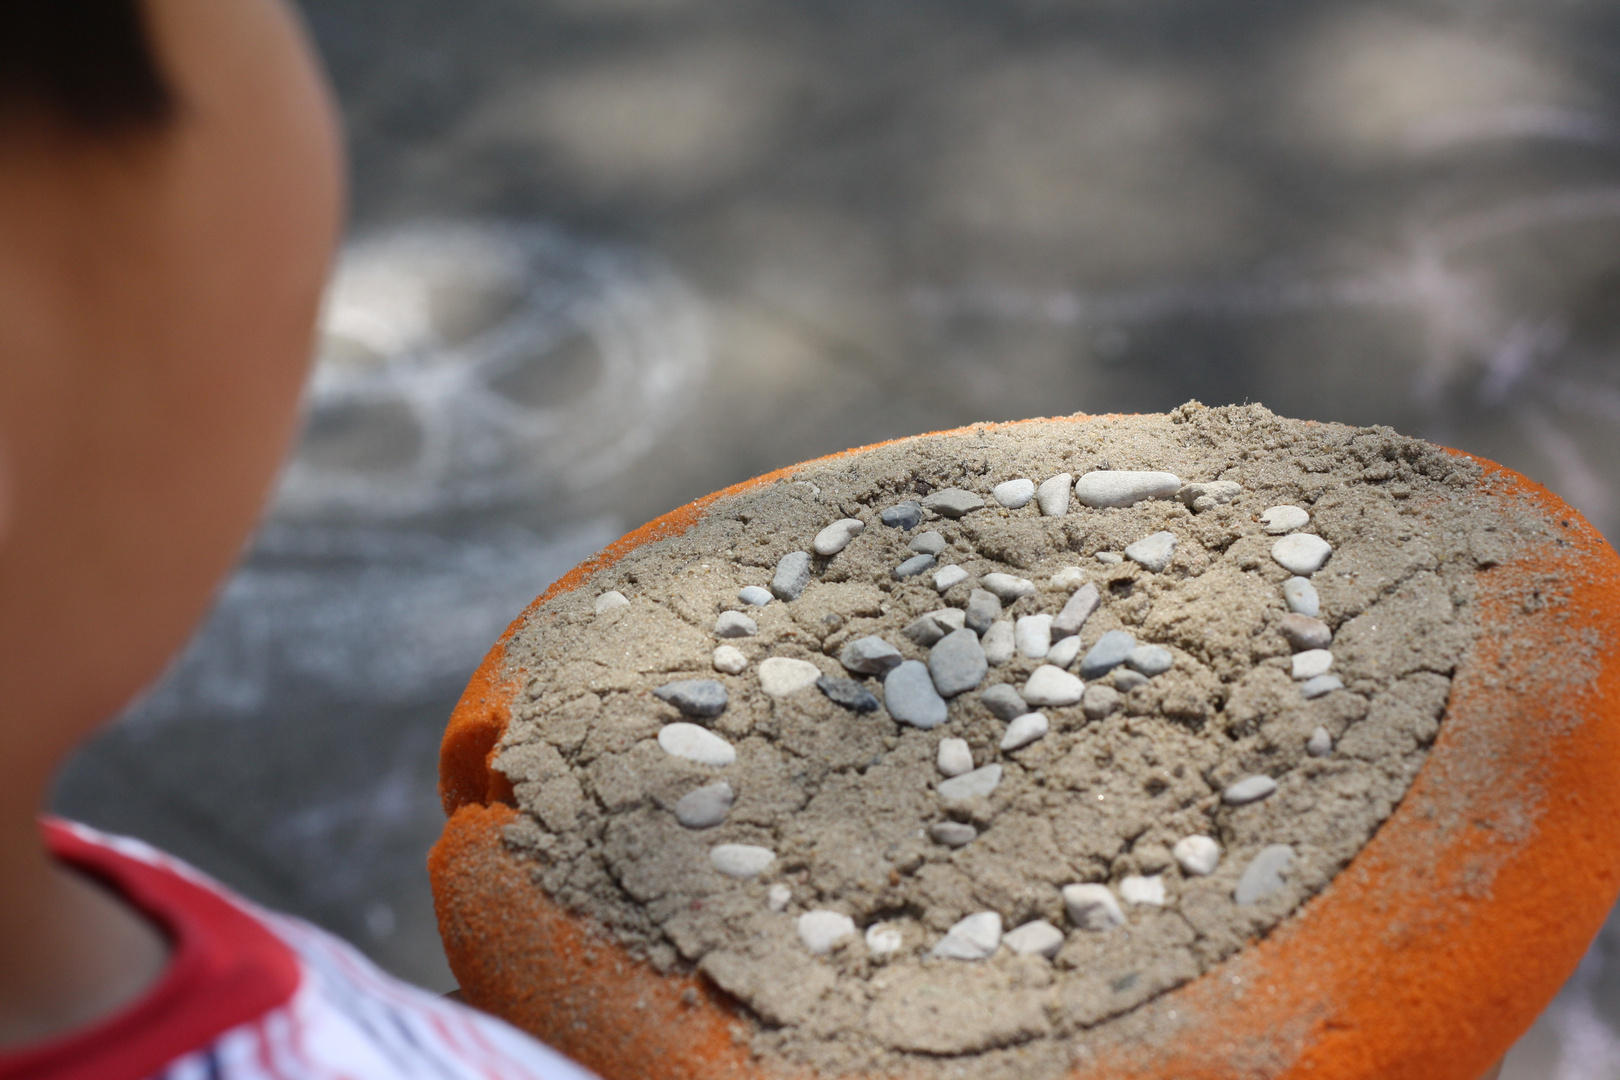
[964,588,1002,635]
[1002,920,1065,959]
[1000,712,1049,751]
[921,488,986,518]
[594,591,629,614]
[1112,669,1150,693]
[654,679,729,718]
[930,821,978,847]
[1235,844,1295,905]
[937,737,974,777]
[1306,726,1334,757]
[1292,649,1333,680]
[840,635,903,676]
[1074,470,1182,509]
[1179,480,1243,512]
[931,912,1002,960]
[1271,533,1333,576]
[979,683,1028,721]
[713,610,758,638]
[1036,473,1073,516]
[938,763,1002,802]
[981,573,1036,601]
[1046,635,1082,668]
[892,552,937,580]
[675,782,735,828]
[1124,530,1178,573]
[1223,774,1278,805]
[992,478,1036,508]
[908,530,947,555]
[884,660,949,728]
[1125,644,1173,676]
[1260,505,1310,535]
[813,517,866,556]
[1052,582,1101,639]
[1081,683,1121,719]
[1282,577,1320,617]
[771,551,813,600]
[929,628,989,697]
[933,565,969,593]
[982,621,1016,665]
[817,674,880,712]
[1079,629,1137,679]
[1095,552,1124,565]
[1278,613,1332,651]
[1301,674,1344,699]
[880,501,922,530]
[1015,614,1053,659]
[904,608,966,647]
[711,844,776,879]
[738,585,773,607]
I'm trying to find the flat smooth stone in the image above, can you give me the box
[771,551,813,600]
[928,627,988,697]
[840,635,903,676]
[654,679,729,718]
[712,645,748,674]
[1000,712,1049,751]
[1283,576,1320,617]
[1002,920,1065,959]
[1080,629,1137,679]
[921,488,986,518]
[1271,533,1333,575]
[904,608,966,647]
[1052,583,1101,638]
[1279,613,1331,651]
[813,517,866,556]
[1112,669,1149,692]
[892,553,937,580]
[714,610,758,638]
[1046,635,1082,669]
[1235,844,1296,905]
[1124,530,1178,573]
[938,763,1003,803]
[909,530,948,555]
[979,683,1027,721]
[1126,644,1173,676]
[1095,552,1124,564]
[932,911,1003,960]
[929,821,977,847]
[711,844,776,878]
[993,478,1036,508]
[1261,505,1310,534]
[1120,874,1166,906]
[880,502,922,529]
[1015,614,1053,659]
[885,661,949,729]
[738,585,773,607]
[1062,883,1124,930]
[933,564,969,592]
[759,656,823,696]
[595,591,629,614]
[1074,470,1181,508]
[964,588,1002,634]
[981,573,1036,601]
[798,910,856,954]
[1036,473,1073,516]
[675,782,735,828]
[1173,835,1220,876]
[1292,649,1334,680]
[982,621,1016,665]
[1023,664,1084,706]
[817,674,880,712]
[937,737,974,777]
[1081,683,1121,719]
[658,723,736,766]
[1223,774,1278,805]
[1302,674,1345,699]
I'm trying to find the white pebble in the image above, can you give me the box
[1002,920,1065,959]
[993,478,1036,508]
[1302,674,1344,699]
[981,573,1036,601]
[1124,531,1178,573]
[930,822,977,847]
[1291,649,1334,680]
[1272,533,1333,575]
[1062,883,1124,930]
[1261,505,1310,534]
[1095,552,1124,565]
[738,585,773,607]
[798,910,856,955]
[1046,635,1082,669]
[937,738,974,777]
[1179,480,1243,512]
[713,645,748,674]
[1307,726,1333,757]
[1074,470,1182,508]
[865,923,904,955]
[1173,835,1220,877]
[768,884,792,911]
[714,610,758,638]
[1037,473,1073,516]
[758,656,823,696]
[813,518,866,556]
[1120,874,1166,906]
[1048,566,1086,591]
[1282,576,1319,617]
[595,591,630,614]
[1023,665,1084,706]
[1015,614,1053,659]
[931,912,1002,960]
[933,565,969,592]
[982,621,1016,664]
[1223,774,1278,805]
[658,723,735,766]
[675,782,735,828]
[938,764,1002,803]
[711,844,775,879]
[1000,712,1049,751]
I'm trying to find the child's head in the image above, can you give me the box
[0,0,344,810]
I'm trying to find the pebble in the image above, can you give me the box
[885,661,949,728]
[1120,874,1166,906]
[880,502,922,530]
[937,737,974,777]
[771,551,813,600]
[1023,664,1084,706]
[1095,552,1124,564]
[1125,644,1173,677]
[738,585,773,607]
[1235,844,1295,905]
[714,611,758,638]
[1282,577,1320,617]
[1278,614,1331,652]
[993,478,1037,508]
[595,591,630,614]
[1015,614,1053,659]
[1046,635,1082,669]
[932,912,1003,960]
[1074,470,1181,508]
[1124,531,1178,573]
[1048,566,1086,591]
[1113,669,1149,692]
[1062,883,1125,930]
[1223,774,1278,806]
[1179,480,1243,513]
[1002,920,1065,959]
[1036,473,1073,516]
[817,674,880,713]
[909,530,947,555]
[798,910,856,955]
[813,518,866,556]
[1301,674,1344,699]
[929,628,989,697]
[1291,649,1334,680]
[929,821,978,847]
[1173,835,1221,877]
[759,657,823,697]
[768,884,792,911]
[658,723,736,766]
[933,565,969,592]
[1079,630,1137,679]
[1052,582,1101,639]
[892,553,937,580]
[905,608,967,646]
[982,573,1037,602]
[711,844,775,878]
[654,679,729,718]
[979,683,1028,721]
[1000,712,1049,751]
[1081,683,1121,719]
[712,645,748,674]
[865,924,904,955]
[964,589,1002,635]
[1306,726,1334,757]
[840,635,903,676]
[1271,533,1333,576]
[675,782,735,828]
[921,488,985,518]
[982,621,1016,665]
[939,763,1002,802]
[1261,505,1310,535]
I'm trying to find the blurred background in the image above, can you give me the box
[53,0,1620,1075]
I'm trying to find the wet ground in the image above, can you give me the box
[52,1,1620,1075]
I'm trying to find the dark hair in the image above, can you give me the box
[0,0,174,136]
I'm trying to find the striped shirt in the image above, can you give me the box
[1,821,598,1080]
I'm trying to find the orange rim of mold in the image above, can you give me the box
[430,415,1620,1080]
